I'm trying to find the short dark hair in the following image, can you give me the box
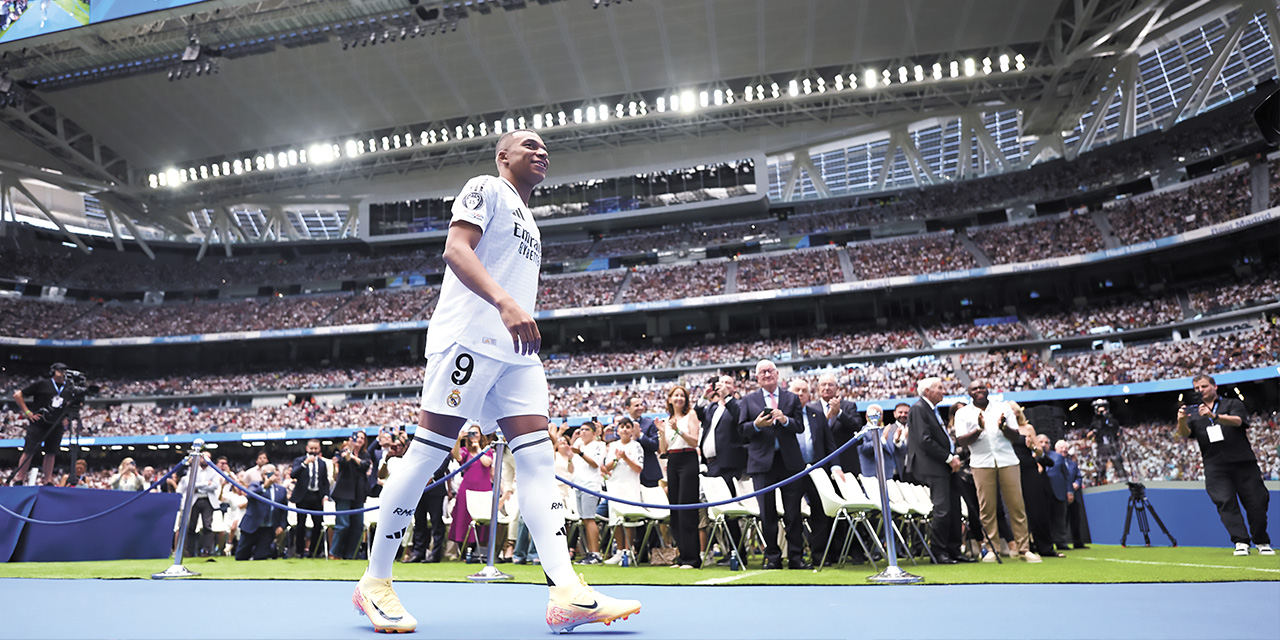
[894,403,911,411]
[1191,374,1215,386]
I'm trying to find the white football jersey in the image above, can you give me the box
[425,175,542,364]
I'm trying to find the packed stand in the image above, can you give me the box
[0,297,94,339]
[849,234,979,279]
[1187,265,1280,314]
[537,272,625,310]
[57,294,351,339]
[674,335,794,367]
[922,319,1030,345]
[328,287,440,325]
[542,344,677,376]
[0,243,83,285]
[1029,295,1184,339]
[802,357,959,400]
[540,239,597,263]
[1057,326,1280,387]
[620,262,728,304]
[591,226,691,258]
[795,327,924,358]
[960,350,1064,391]
[968,213,1105,265]
[1106,170,1253,246]
[734,247,845,293]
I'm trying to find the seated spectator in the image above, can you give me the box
[734,247,845,293]
[850,234,979,279]
[968,213,1105,265]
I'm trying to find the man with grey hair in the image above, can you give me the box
[738,359,807,569]
[906,377,970,563]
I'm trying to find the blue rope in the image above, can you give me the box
[556,434,862,510]
[0,460,189,526]
[208,445,494,516]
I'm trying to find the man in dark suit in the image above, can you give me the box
[291,439,330,558]
[905,376,970,564]
[1059,441,1088,549]
[816,373,862,476]
[409,457,452,563]
[1044,438,1072,551]
[696,375,746,479]
[738,359,806,569]
[236,464,289,560]
[791,378,845,566]
[624,396,662,489]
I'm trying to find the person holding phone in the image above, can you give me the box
[1176,374,1271,556]
[737,359,805,570]
[330,431,371,560]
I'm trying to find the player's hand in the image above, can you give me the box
[498,298,540,356]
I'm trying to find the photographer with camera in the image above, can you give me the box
[330,430,372,560]
[1176,374,1272,556]
[1086,398,1127,485]
[8,363,72,486]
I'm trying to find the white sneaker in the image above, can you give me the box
[547,574,641,633]
[603,551,626,565]
[1256,544,1273,556]
[1022,551,1042,563]
[981,549,997,563]
[1234,543,1250,556]
[352,573,417,633]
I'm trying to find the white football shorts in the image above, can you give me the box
[420,342,549,435]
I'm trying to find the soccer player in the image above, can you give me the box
[352,129,641,634]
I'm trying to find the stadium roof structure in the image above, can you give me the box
[0,0,1277,244]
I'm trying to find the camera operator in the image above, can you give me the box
[1086,399,1127,485]
[1176,374,1272,556]
[8,363,71,486]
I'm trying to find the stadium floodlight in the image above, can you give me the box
[700,90,710,106]
[933,62,943,80]
[950,60,959,78]
[165,168,180,186]
[150,173,160,188]
[788,79,799,97]
[881,69,892,86]
[864,69,877,88]
[656,96,666,112]
[574,108,583,123]
[507,117,516,132]
[964,58,976,76]
[898,67,908,83]
[834,74,844,90]
[598,104,608,121]
[714,89,724,104]
[770,82,779,98]
[533,113,543,128]
[586,106,596,122]
[1014,53,1025,70]
[982,57,992,74]
[999,54,1010,72]
[345,140,358,157]
[914,65,924,81]
[681,91,695,111]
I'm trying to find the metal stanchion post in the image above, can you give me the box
[865,406,922,585]
[152,439,204,579]
[469,440,512,582]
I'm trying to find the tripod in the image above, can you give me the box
[1120,482,1176,547]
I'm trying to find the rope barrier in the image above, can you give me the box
[0,461,189,526]
[555,434,862,510]
[207,444,495,516]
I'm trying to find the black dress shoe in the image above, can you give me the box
[762,559,783,570]
[953,554,977,563]
[788,559,813,570]
[934,554,957,565]
[1073,544,1089,550]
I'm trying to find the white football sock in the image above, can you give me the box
[507,430,577,588]
[366,430,454,580]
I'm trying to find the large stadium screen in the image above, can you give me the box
[0,0,209,45]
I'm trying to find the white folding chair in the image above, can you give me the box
[807,469,883,571]
[700,475,758,566]
[465,489,493,550]
[858,475,917,565]
[637,485,671,562]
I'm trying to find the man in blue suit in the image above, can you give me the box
[624,396,662,489]
[790,378,844,566]
[1041,435,1072,552]
[1057,440,1088,549]
[738,359,806,570]
[237,464,289,561]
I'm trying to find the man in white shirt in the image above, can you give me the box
[571,422,608,564]
[953,379,1039,563]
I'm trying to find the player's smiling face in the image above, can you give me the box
[504,131,549,186]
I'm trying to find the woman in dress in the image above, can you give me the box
[659,385,701,569]
[448,424,494,561]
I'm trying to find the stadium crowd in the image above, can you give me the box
[849,234,979,279]
[1106,170,1254,246]
[1028,295,1185,339]
[959,350,1065,391]
[795,327,924,358]
[922,319,1031,345]
[537,272,626,310]
[620,262,728,303]
[1058,325,1279,387]
[734,247,846,293]
[969,213,1106,265]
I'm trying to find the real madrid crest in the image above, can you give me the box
[447,388,462,408]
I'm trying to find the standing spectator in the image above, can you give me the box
[407,458,451,563]
[658,385,702,569]
[236,464,288,560]
[952,380,1038,563]
[331,431,372,560]
[1056,440,1089,549]
[290,439,330,558]
[738,359,806,570]
[449,425,495,562]
[9,362,71,486]
[816,373,863,476]
[109,458,146,491]
[788,378,840,567]
[569,422,606,565]
[625,396,662,491]
[906,377,970,564]
[1176,374,1272,556]
[602,417,643,566]
[1042,437,1073,553]
[695,375,746,562]
[176,454,221,557]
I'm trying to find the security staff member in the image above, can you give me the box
[9,363,71,486]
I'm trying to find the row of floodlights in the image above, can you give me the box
[147,53,1025,189]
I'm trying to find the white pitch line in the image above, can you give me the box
[695,571,765,585]
[1077,556,1280,573]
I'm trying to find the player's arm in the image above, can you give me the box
[443,220,541,356]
